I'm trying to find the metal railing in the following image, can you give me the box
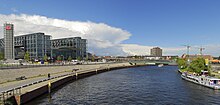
[0,62,123,70]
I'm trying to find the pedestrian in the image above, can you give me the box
[48,73,50,78]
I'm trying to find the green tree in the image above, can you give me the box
[91,56,95,62]
[24,51,30,61]
[177,58,187,69]
[188,57,207,74]
[43,55,48,61]
[85,56,89,61]
[0,52,4,60]
[57,56,62,61]
[77,56,82,61]
[68,56,72,61]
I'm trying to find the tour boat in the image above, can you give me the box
[181,71,220,89]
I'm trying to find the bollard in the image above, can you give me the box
[48,81,51,94]
[75,72,78,79]
[48,81,52,103]
[73,68,79,80]
[96,69,98,74]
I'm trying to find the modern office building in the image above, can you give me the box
[0,33,51,60]
[14,33,52,59]
[4,23,14,60]
[150,47,162,57]
[1,23,87,60]
[0,33,87,60]
[51,37,87,59]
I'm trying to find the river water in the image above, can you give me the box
[28,66,220,105]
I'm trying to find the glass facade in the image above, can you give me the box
[51,37,87,59]
[14,33,51,60]
[0,33,87,60]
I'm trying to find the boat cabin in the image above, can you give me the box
[200,70,209,76]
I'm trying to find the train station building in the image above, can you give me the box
[0,23,87,60]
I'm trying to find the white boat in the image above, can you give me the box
[158,64,164,67]
[181,71,220,89]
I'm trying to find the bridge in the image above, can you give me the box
[129,60,177,65]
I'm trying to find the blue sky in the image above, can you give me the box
[0,0,220,56]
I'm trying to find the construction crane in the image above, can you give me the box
[182,45,191,57]
[182,45,191,65]
[198,47,205,55]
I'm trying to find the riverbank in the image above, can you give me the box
[0,62,146,105]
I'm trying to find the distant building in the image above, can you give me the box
[150,47,162,57]
[51,37,87,59]
[181,54,213,61]
[162,55,178,60]
[4,23,14,60]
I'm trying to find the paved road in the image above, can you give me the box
[0,72,73,93]
[0,62,130,95]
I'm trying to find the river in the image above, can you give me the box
[28,66,220,105]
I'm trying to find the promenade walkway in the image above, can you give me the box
[0,62,133,105]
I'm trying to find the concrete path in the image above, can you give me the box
[0,63,130,93]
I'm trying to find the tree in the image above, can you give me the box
[68,56,72,61]
[177,58,187,69]
[0,52,4,60]
[188,57,207,74]
[77,56,82,61]
[91,56,95,62]
[43,55,48,61]
[57,56,62,61]
[85,56,89,61]
[24,51,30,61]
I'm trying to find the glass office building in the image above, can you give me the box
[51,37,87,59]
[0,33,51,60]
[14,33,52,59]
[0,33,87,60]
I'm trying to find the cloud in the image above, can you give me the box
[0,14,131,56]
[0,14,219,56]
[121,44,152,55]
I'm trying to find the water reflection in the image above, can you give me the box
[28,66,220,105]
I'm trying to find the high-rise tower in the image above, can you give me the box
[4,23,14,60]
[150,47,162,57]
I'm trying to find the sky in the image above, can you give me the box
[0,0,220,56]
